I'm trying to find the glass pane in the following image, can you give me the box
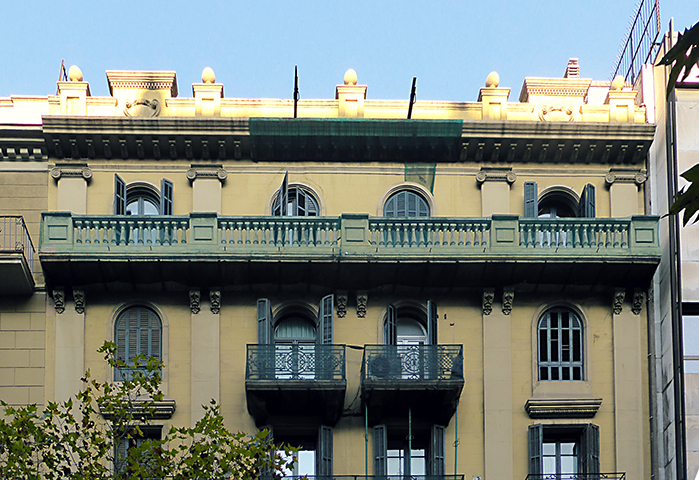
[543,456,556,474]
[560,456,577,474]
[542,443,556,455]
[297,450,315,476]
[387,457,401,475]
[411,457,426,475]
[684,315,699,356]
[560,442,576,455]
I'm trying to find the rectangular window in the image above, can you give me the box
[683,308,699,373]
[529,424,599,476]
[375,424,444,477]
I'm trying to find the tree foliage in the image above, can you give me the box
[0,341,294,479]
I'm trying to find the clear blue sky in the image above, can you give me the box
[0,1,696,102]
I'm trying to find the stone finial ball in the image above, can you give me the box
[611,75,625,91]
[202,67,216,84]
[344,69,358,85]
[68,65,83,82]
[485,71,499,88]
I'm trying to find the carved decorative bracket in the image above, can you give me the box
[482,289,494,316]
[605,168,647,186]
[186,165,228,183]
[209,290,221,314]
[356,292,367,318]
[50,165,92,182]
[189,290,201,314]
[476,167,516,186]
[336,292,348,318]
[613,289,625,315]
[502,289,514,315]
[73,289,85,314]
[53,289,65,314]
[632,289,645,315]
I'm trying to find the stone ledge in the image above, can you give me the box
[525,397,602,419]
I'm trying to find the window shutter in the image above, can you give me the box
[524,181,538,218]
[115,174,126,215]
[580,423,600,474]
[319,295,334,344]
[317,425,333,476]
[578,183,596,218]
[528,424,543,475]
[257,299,272,345]
[160,178,173,215]
[385,304,397,345]
[427,300,438,345]
[281,172,289,217]
[429,424,446,475]
[260,425,274,479]
[373,425,387,476]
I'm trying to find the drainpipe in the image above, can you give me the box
[365,404,369,478]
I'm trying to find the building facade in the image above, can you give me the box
[0,61,659,479]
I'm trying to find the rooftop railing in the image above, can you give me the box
[246,344,346,381]
[1,215,35,270]
[362,345,464,382]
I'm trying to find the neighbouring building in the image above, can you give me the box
[0,60,660,479]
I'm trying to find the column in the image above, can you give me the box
[54,289,85,403]
[190,290,221,425]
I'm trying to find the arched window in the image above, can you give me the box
[383,190,430,217]
[114,306,162,380]
[273,187,319,216]
[524,182,596,218]
[538,191,578,218]
[537,308,583,381]
[126,186,160,216]
[274,315,317,344]
[114,175,173,216]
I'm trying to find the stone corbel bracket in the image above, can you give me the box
[356,292,367,318]
[632,289,645,315]
[525,397,602,419]
[482,289,494,316]
[52,288,65,314]
[189,290,201,314]
[73,289,85,314]
[605,168,647,186]
[502,289,514,315]
[50,164,92,183]
[209,290,221,314]
[336,292,348,318]
[186,165,228,184]
[613,288,626,315]
[476,167,516,186]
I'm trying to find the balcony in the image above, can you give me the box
[39,212,660,291]
[0,216,35,295]
[361,345,464,425]
[245,344,346,427]
[264,476,465,480]
[525,475,625,480]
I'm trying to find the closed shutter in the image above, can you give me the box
[524,181,538,218]
[578,183,596,218]
[580,423,600,474]
[317,425,333,476]
[528,424,543,475]
[281,172,289,216]
[429,424,446,475]
[115,174,126,215]
[257,299,272,345]
[385,304,397,345]
[319,295,334,344]
[373,425,387,476]
[160,179,173,215]
[427,300,438,345]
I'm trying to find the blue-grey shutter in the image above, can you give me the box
[385,304,397,345]
[578,183,596,218]
[319,295,334,344]
[580,423,600,474]
[160,178,173,215]
[429,424,446,475]
[317,425,333,476]
[524,181,538,218]
[373,425,387,476]
[257,299,272,345]
[281,172,289,216]
[427,300,438,345]
[528,424,543,475]
[115,174,126,215]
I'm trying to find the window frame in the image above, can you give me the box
[529,423,600,476]
[113,306,163,382]
[537,307,584,382]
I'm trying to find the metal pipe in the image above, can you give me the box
[365,404,369,477]
[454,398,460,475]
[407,408,412,476]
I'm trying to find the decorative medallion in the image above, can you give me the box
[538,105,575,122]
[124,98,160,117]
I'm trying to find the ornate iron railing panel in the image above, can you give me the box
[219,217,340,248]
[526,474,625,480]
[369,218,489,249]
[519,219,630,250]
[362,345,463,382]
[1,215,35,269]
[246,344,346,381]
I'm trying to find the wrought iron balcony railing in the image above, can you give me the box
[41,212,659,259]
[246,344,346,381]
[362,345,463,382]
[525,474,625,480]
[1,215,35,270]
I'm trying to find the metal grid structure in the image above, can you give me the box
[611,0,661,85]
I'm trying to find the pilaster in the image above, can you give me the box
[187,165,226,213]
[191,289,221,425]
[51,164,91,214]
[54,288,85,403]
[476,167,515,216]
[605,168,646,217]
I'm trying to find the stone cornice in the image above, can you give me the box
[519,77,593,102]
[525,397,602,419]
[106,71,178,97]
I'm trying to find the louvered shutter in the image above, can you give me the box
[128,309,138,364]
[373,425,387,476]
[115,174,126,215]
[528,424,543,475]
[116,437,129,473]
[317,425,333,476]
[257,299,272,345]
[281,172,289,216]
[385,305,397,345]
[319,295,334,344]
[429,424,446,475]
[524,181,538,218]
[578,183,596,218]
[427,300,438,345]
[160,178,173,215]
[580,423,600,474]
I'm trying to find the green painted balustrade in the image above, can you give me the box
[40,212,660,260]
